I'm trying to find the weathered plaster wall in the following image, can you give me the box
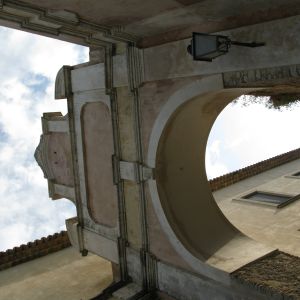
[143,15,300,82]
[145,186,192,271]
[140,77,204,270]
[137,72,278,280]
[82,102,118,228]
[48,132,74,187]
[214,158,300,257]
[25,9,300,298]
[116,86,143,249]
[0,247,112,300]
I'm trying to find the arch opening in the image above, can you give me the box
[207,95,300,257]
[206,95,300,179]
[147,77,288,274]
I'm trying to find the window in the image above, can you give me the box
[284,171,300,179]
[234,191,300,208]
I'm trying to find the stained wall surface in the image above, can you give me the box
[214,158,300,257]
[82,102,118,228]
[48,132,74,187]
[18,0,300,46]
[0,247,112,300]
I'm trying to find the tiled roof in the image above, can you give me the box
[0,231,70,271]
[232,250,300,299]
[209,148,300,192]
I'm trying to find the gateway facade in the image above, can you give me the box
[0,1,300,298]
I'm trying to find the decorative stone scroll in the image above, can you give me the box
[35,112,75,201]
[223,64,300,88]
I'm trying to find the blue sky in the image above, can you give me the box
[0,26,300,251]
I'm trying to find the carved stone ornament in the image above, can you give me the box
[34,135,55,180]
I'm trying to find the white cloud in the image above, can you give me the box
[206,96,300,178]
[205,139,229,179]
[0,26,89,251]
[0,223,35,250]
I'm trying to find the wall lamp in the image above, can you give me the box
[187,32,265,62]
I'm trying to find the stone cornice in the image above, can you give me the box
[0,0,138,47]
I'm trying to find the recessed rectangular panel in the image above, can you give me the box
[82,102,118,228]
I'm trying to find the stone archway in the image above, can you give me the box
[146,69,300,277]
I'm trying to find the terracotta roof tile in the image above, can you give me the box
[0,231,71,271]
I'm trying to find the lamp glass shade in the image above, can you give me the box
[191,33,229,61]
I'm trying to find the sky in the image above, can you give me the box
[206,98,300,179]
[0,26,300,251]
[0,26,88,251]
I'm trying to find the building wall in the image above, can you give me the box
[214,158,300,257]
[0,247,112,300]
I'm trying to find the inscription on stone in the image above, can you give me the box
[223,64,300,88]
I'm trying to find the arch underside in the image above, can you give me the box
[149,75,300,273]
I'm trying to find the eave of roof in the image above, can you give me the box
[209,148,300,192]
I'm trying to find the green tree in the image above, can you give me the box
[237,92,300,110]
